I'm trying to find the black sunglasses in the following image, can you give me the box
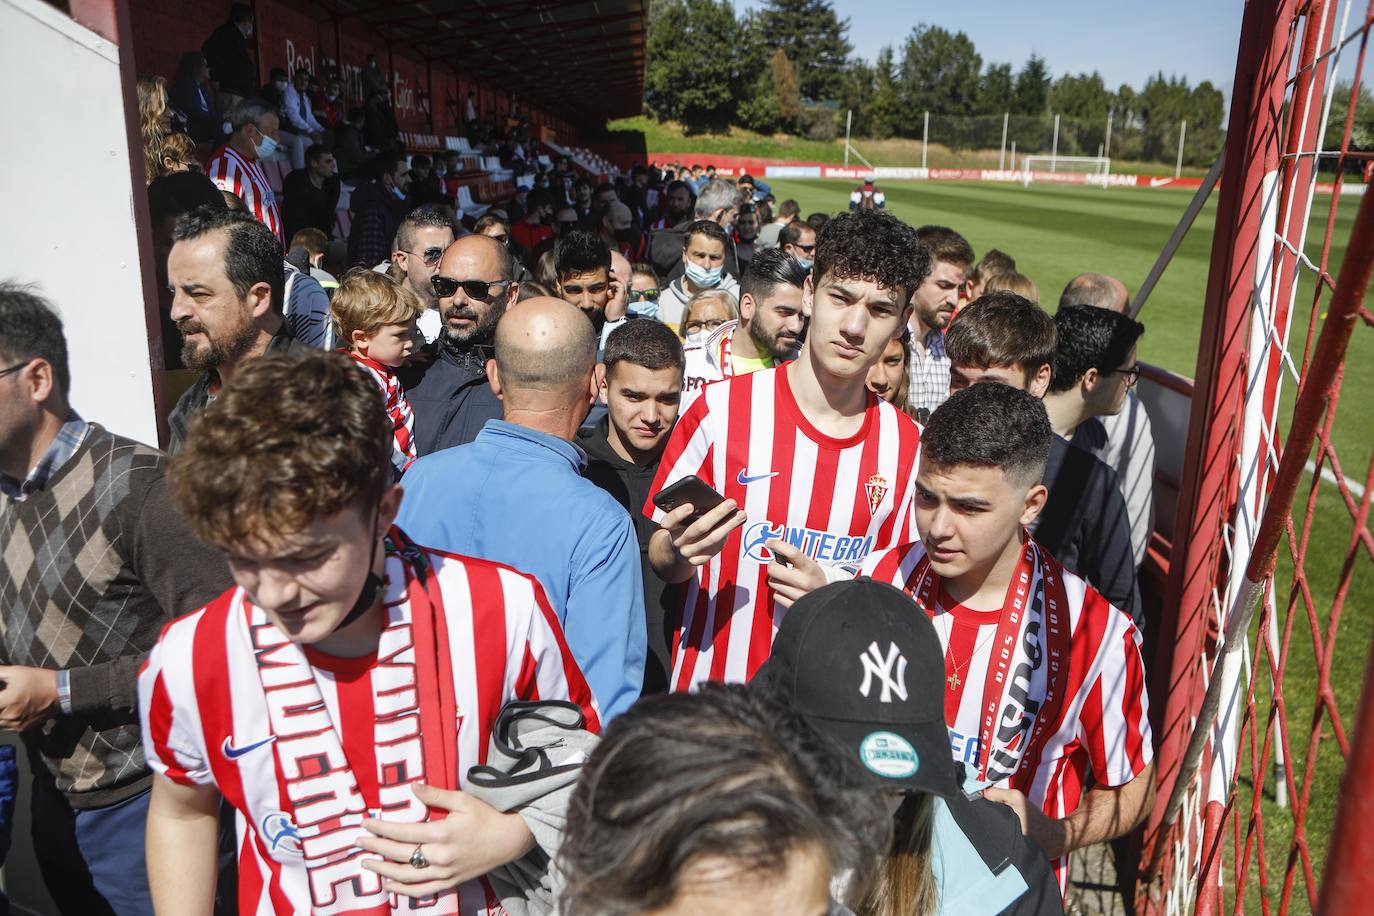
[431,276,509,301]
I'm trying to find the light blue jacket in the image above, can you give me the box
[398,421,647,720]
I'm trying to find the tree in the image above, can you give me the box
[978,62,1015,114]
[737,10,781,132]
[757,0,853,102]
[773,49,802,127]
[1013,54,1051,114]
[643,0,742,131]
[1049,72,1111,120]
[1325,81,1374,151]
[868,47,903,139]
[897,24,982,117]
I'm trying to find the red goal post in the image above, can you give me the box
[1136,1,1374,914]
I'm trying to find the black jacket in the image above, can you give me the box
[201,22,255,97]
[400,342,504,456]
[282,168,342,242]
[1032,435,1143,629]
[577,417,679,694]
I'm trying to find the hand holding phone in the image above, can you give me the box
[652,475,726,524]
[650,476,745,577]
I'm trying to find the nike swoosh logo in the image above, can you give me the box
[1149,177,1172,188]
[222,735,276,759]
[737,470,780,485]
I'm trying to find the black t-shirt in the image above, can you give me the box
[577,417,679,694]
[1032,435,1143,629]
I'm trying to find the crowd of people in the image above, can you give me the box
[0,4,1168,914]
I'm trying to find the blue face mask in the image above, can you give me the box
[684,260,722,288]
[795,256,814,272]
[390,184,407,201]
[253,129,278,160]
[628,298,659,321]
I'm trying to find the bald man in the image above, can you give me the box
[401,233,517,455]
[1059,271,1156,567]
[398,297,648,720]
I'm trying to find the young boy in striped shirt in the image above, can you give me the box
[137,351,598,915]
[860,383,1154,897]
[331,270,423,476]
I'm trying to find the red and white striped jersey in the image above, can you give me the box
[138,533,599,915]
[207,145,284,244]
[861,538,1152,893]
[349,352,417,476]
[645,364,921,691]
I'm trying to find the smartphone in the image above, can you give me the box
[652,475,727,523]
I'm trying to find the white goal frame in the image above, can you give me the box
[1020,155,1112,186]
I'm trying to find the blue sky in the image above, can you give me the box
[739,0,1245,97]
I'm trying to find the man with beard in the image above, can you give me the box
[554,229,615,335]
[682,248,806,396]
[167,207,313,451]
[648,179,694,232]
[400,234,515,455]
[388,207,455,344]
[907,224,974,420]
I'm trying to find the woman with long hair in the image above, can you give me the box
[136,75,172,184]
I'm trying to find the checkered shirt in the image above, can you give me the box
[907,327,952,419]
[0,412,88,501]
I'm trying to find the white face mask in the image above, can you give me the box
[684,330,706,347]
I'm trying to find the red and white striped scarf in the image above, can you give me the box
[249,530,461,913]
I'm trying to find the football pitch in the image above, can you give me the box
[766,178,1372,910]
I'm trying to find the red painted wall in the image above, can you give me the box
[126,0,577,140]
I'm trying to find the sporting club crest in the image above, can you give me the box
[865,474,889,515]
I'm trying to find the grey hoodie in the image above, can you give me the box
[464,700,599,916]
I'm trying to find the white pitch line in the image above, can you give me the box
[1304,460,1367,501]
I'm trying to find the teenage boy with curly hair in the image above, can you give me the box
[644,208,929,691]
[137,350,598,914]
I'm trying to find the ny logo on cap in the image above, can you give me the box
[858,641,908,703]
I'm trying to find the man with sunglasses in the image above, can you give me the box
[400,234,515,455]
[388,207,455,344]
[779,219,817,272]
[628,263,661,319]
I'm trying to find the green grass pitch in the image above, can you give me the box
[764,177,1373,911]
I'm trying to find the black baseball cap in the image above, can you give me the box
[752,578,961,799]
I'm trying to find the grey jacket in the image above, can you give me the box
[465,700,598,916]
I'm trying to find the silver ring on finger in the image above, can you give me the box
[409,844,429,868]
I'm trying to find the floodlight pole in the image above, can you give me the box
[922,111,929,169]
[1176,119,1188,178]
[1105,111,1114,158]
[1051,113,1060,171]
[844,109,852,167]
[999,111,1009,170]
